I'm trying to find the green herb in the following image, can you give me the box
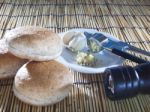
[89,39,102,53]
[76,52,96,67]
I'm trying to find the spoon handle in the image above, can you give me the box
[111,48,148,64]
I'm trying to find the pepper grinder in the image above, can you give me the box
[103,63,150,100]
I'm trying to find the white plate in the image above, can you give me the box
[56,29,124,74]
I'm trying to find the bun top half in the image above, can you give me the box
[5,26,63,61]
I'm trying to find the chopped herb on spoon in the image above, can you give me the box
[88,39,103,53]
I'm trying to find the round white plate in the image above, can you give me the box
[56,29,124,74]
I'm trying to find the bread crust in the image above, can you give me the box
[5,26,63,61]
[0,39,27,79]
[13,60,73,106]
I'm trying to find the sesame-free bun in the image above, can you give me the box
[0,39,27,79]
[13,60,73,106]
[5,26,63,61]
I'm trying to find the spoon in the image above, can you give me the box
[84,32,149,64]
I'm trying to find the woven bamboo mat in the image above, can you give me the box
[0,0,150,111]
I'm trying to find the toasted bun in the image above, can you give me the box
[13,60,73,106]
[0,39,27,79]
[5,26,63,61]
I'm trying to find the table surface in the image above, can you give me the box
[0,0,150,112]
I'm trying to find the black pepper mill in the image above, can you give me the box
[103,63,150,100]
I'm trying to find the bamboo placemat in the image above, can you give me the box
[0,0,150,112]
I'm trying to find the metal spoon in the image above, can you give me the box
[84,32,149,64]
